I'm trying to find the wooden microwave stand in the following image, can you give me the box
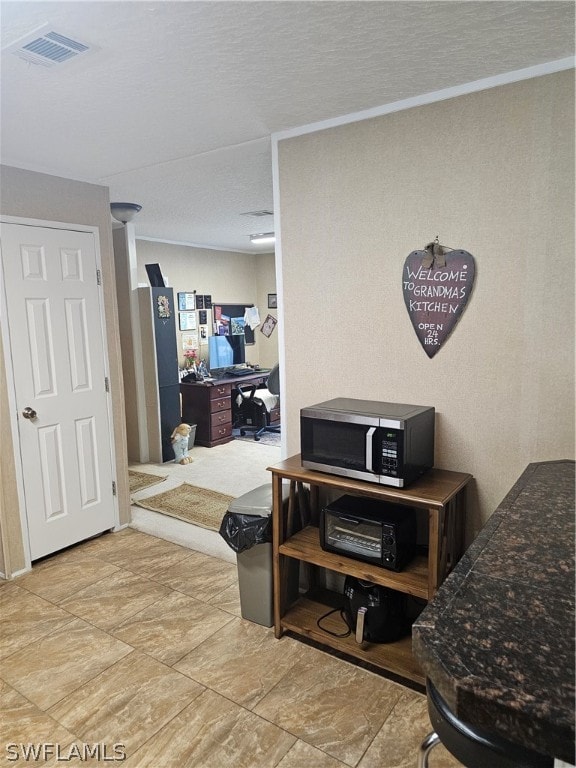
[268,455,471,686]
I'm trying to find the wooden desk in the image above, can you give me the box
[268,455,471,685]
[413,460,575,763]
[180,370,270,447]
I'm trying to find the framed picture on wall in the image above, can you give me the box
[179,312,197,331]
[261,314,277,338]
[177,292,196,311]
[181,332,198,350]
[268,293,277,309]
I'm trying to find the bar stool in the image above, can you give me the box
[418,680,553,768]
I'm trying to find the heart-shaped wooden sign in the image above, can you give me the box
[402,246,475,357]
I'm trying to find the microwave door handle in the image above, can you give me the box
[365,427,376,472]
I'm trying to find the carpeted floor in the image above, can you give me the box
[132,483,234,531]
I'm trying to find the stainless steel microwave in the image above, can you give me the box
[300,398,434,487]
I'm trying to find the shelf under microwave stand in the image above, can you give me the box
[320,494,417,571]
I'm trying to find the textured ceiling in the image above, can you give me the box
[1,1,574,252]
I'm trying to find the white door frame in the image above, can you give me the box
[0,215,120,574]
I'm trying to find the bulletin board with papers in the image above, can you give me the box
[212,303,257,344]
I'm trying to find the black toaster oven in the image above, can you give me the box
[320,494,417,571]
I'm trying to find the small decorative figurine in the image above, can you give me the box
[171,423,193,464]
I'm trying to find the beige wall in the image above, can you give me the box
[0,166,130,576]
[255,252,280,370]
[135,240,278,369]
[277,71,575,541]
[113,225,144,462]
[0,334,25,575]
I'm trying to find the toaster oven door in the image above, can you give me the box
[324,511,383,564]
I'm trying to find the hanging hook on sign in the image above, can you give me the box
[422,235,446,269]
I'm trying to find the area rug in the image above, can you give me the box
[232,429,281,447]
[132,483,234,531]
[128,470,167,494]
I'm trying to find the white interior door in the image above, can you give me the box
[1,222,116,560]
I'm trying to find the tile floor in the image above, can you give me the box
[1,439,462,767]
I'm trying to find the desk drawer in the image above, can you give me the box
[209,384,232,400]
[210,422,232,442]
[211,410,231,428]
[210,397,230,412]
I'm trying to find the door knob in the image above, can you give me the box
[22,407,37,420]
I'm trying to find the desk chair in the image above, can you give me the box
[234,364,281,441]
[418,680,553,768]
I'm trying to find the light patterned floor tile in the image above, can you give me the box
[151,549,238,601]
[1,618,132,710]
[47,650,204,754]
[12,555,120,604]
[173,617,308,709]
[57,569,172,631]
[0,680,76,750]
[207,579,242,617]
[253,649,403,767]
[110,590,235,665]
[358,690,464,768]
[73,527,145,557]
[0,584,75,660]
[91,532,195,576]
[277,739,350,767]
[123,688,296,768]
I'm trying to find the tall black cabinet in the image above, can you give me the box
[151,288,181,462]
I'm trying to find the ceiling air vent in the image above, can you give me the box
[240,210,274,218]
[4,24,96,68]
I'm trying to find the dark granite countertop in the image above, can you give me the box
[412,460,575,764]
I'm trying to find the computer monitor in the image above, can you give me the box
[228,334,246,365]
[208,335,233,370]
[208,334,246,372]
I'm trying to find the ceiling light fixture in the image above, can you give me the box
[241,210,274,218]
[110,202,142,224]
[249,232,275,245]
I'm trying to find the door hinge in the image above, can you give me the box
[105,376,110,392]
[96,268,102,285]
[112,481,117,496]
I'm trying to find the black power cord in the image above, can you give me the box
[316,607,352,638]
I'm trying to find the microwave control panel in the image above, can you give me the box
[379,431,402,477]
